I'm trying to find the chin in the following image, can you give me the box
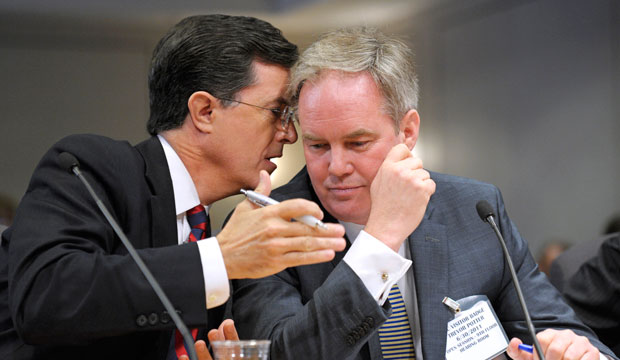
[327,204,368,225]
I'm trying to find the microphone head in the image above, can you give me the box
[58,152,80,173]
[476,200,495,222]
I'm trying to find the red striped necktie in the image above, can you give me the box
[186,204,210,242]
[175,204,210,358]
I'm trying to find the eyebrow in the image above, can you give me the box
[302,128,378,141]
[265,96,287,107]
[344,129,377,139]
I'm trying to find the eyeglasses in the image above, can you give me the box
[218,98,295,131]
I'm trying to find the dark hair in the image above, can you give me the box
[604,214,620,234]
[147,14,298,135]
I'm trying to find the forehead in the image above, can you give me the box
[299,70,381,108]
[298,70,390,136]
[238,61,289,103]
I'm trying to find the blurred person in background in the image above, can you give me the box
[537,240,570,276]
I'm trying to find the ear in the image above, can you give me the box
[398,109,420,150]
[187,91,218,134]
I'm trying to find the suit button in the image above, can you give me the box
[148,313,159,325]
[345,335,355,346]
[136,314,148,327]
[161,311,171,324]
[362,320,372,332]
[364,317,374,327]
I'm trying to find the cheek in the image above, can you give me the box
[256,127,278,147]
[358,149,390,182]
[305,153,327,182]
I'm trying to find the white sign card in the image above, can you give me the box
[444,295,509,360]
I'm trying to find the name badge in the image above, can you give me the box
[443,295,509,360]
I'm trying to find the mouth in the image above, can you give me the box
[327,185,363,196]
[263,156,281,172]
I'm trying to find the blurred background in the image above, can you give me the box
[0,0,618,258]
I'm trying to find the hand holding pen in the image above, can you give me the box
[216,170,345,279]
[240,189,327,229]
[506,328,603,360]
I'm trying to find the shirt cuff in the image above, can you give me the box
[196,237,229,309]
[343,230,411,306]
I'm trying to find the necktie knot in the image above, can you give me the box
[186,205,209,242]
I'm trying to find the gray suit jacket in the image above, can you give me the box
[232,168,616,360]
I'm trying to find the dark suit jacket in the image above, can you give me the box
[548,234,610,292]
[561,233,620,355]
[232,168,616,360]
[0,135,223,359]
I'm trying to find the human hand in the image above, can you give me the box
[207,318,239,342]
[178,340,211,360]
[178,319,239,360]
[506,329,601,360]
[364,144,435,252]
[217,170,346,279]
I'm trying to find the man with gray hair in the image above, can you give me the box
[232,27,616,360]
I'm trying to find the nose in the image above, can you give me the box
[276,123,298,144]
[327,147,353,177]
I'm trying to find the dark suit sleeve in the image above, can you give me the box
[6,135,209,346]
[233,261,389,360]
[562,234,620,354]
[488,189,617,358]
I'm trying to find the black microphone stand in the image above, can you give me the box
[477,200,545,360]
[61,152,198,360]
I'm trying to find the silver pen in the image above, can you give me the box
[240,189,327,229]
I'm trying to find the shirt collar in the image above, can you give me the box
[340,221,365,243]
[340,220,406,256]
[157,135,207,216]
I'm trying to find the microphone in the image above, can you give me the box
[59,152,198,360]
[476,200,545,360]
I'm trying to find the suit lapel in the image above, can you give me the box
[136,137,177,249]
[409,202,452,360]
[323,210,352,268]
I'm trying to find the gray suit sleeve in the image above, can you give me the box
[232,261,389,360]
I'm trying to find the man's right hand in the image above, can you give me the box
[364,144,435,252]
[217,170,346,279]
[179,319,239,360]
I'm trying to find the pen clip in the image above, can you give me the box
[442,297,461,314]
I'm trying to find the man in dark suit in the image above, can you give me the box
[0,15,345,359]
[232,27,616,360]
[560,232,620,355]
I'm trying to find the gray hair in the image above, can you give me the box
[288,26,419,126]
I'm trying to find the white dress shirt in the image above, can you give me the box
[158,135,229,309]
[342,223,412,305]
